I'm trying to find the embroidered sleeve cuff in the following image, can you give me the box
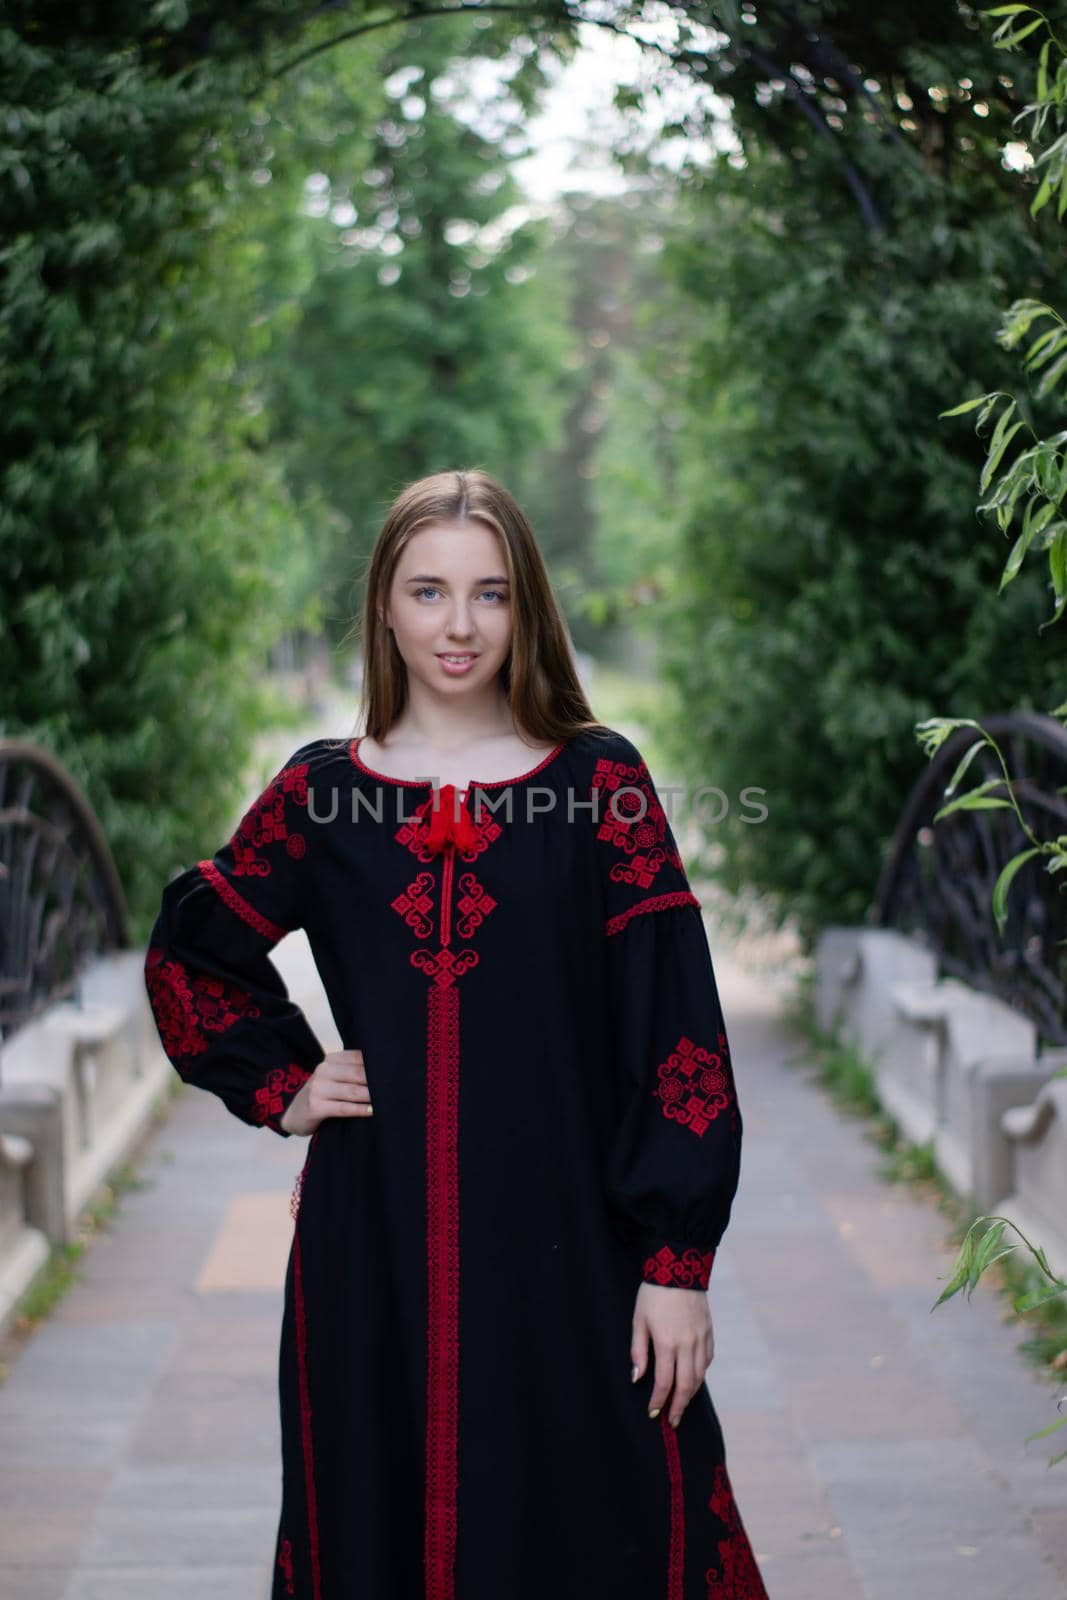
[250,1062,315,1137]
[640,1237,716,1290]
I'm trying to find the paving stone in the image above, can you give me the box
[808,1436,1066,1600]
[0,1566,70,1600]
[61,1565,271,1600]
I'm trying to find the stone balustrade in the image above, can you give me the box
[0,950,172,1337]
[816,925,1067,1279]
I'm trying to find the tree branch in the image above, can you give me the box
[739,39,886,232]
[270,0,887,235]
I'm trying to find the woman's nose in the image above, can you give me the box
[446,614,474,638]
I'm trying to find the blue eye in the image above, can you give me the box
[412,587,508,602]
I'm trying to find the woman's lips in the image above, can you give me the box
[436,653,480,675]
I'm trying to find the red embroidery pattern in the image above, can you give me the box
[385,779,509,1598]
[705,1463,768,1598]
[606,890,701,938]
[643,1243,716,1290]
[591,755,685,892]
[291,1129,322,1222]
[453,871,497,939]
[144,947,261,1060]
[654,1033,734,1137]
[425,977,461,1600]
[252,1063,312,1130]
[362,758,533,1598]
[661,1414,686,1600]
[276,1534,295,1595]
[293,1228,323,1599]
[198,859,287,943]
[410,946,479,982]
[230,761,310,879]
[392,871,437,939]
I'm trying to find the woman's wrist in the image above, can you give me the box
[280,1079,313,1136]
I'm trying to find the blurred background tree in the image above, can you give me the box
[0,2,578,931]
[580,3,1067,942]
[4,1,1067,953]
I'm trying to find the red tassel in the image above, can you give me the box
[423,783,479,855]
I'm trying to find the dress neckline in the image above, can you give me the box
[347,735,571,790]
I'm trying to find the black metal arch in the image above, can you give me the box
[871,711,1067,1047]
[0,740,129,1044]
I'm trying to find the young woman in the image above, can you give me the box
[144,468,768,1599]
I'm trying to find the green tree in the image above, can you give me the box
[260,19,576,633]
[612,3,1067,942]
[0,10,322,927]
[0,4,579,934]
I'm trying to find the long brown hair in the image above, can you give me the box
[342,468,609,747]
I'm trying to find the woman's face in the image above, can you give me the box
[383,520,513,696]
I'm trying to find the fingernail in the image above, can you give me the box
[670,1417,679,1429]
[648,1407,661,1419]
[631,1365,639,1382]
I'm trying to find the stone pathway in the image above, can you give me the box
[708,946,1067,1600]
[0,739,1064,1596]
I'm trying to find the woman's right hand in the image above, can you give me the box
[280,1048,374,1136]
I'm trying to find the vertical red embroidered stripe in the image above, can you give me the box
[440,845,455,945]
[425,976,461,1598]
[293,1230,323,1599]
[660,1414,686,1600]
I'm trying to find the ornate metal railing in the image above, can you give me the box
[870,711,1067,1046]
[0,740,128,1042]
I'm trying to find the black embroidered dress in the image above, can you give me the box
[144,727,768,1600]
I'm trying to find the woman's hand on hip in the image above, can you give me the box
[630,1281,714,1429]
[280,1048,373,1136]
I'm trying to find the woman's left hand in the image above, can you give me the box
[631,1282,715,1428]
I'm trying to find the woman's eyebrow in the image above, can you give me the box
[403,573,510,585]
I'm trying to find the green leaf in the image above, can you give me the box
[916,717,984,759]
[993,847,1043,932]
[997,18,1047,46]
[977,393,1001,430]
[970,1220,1009,1287]
[1001,529,1037,590]
[1024,326,1061,365]
[981,419,1025,492]
[987,399,1018,454]
[943,737,989,796]
[1000,505,1057,588]
[1037,350,1067,399]
[932,1229,978,1307]
[1051,526,1067,602]
[1025,330,1067,372]
[1023,1414,1067,1444]
[1031,1242,1055,1278]
[933,795,1014,822]
[1031,174,1053,217]
[938,394,994,418]
[1014,1281,1067,1313]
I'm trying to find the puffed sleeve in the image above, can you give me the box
[143,742,326,1137]
[591,733,743,1290]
